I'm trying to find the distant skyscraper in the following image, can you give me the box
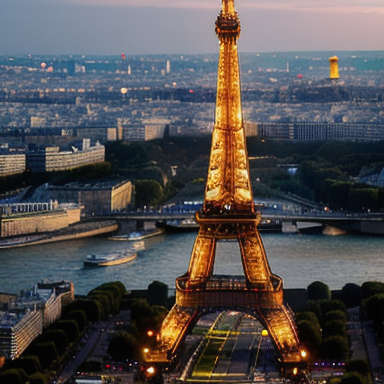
[329,56,339,79]
[166,60,170,74]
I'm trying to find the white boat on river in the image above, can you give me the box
[83,250,137,267]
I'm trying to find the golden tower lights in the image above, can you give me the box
[329,56,339,79]
[146,0,306,375]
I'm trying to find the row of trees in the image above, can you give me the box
[296,280,382,384]
[107,298,168,363]
[0,281,126,384]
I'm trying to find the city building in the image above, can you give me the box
[26,139,105,173]
[0,280,74,359]
[255,122,384,141]
[123,119,169,141]
[0,152,26,177]
[46,179,133,215]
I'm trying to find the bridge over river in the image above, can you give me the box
[97,211,384,235]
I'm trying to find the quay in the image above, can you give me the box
[0,220,118,249]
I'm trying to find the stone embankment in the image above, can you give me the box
[0,220,118,249]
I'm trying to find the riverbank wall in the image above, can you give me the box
[0,220,118,249]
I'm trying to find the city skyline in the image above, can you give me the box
[1,0,383,56]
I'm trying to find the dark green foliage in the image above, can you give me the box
[130,298,154,324]
[361,281,384,299]
[74,299,102,322]
[0,174,25,194]
[326,180,353,209]
[135,179,164,208]
[295,311,320,324]
[307,281,331,301]
[10,355,42,375]
[50,320,79,343]
[321,335,349,361]
[365,294,384,326]
[29,372,49,384]
[345,360,371,384]
[130,299,168,344]
[340,283,362,308]
[39,329,68,355]
[25,342,58,370]
[87,292,111,319]
[339,373,364,384]
[324,310,347,324]
[63,310,87,332]
[88,281,126,316]
[315,300,347,323]
[349,188,379,211]
[107,331,139,361]
[306,301,322,322]
[296,320,322,359]
[62,298,101,322]
[148,281,169,307]
[323,319,347,338]
[0,368,28,384]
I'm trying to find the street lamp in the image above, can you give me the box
[253,329,269,377]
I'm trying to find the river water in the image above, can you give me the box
[0,231,383,296]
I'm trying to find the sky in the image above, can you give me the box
[1,0,383,56]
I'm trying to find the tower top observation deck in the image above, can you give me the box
[215,0,241,40]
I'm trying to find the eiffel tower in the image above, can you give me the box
[147,0,304,372]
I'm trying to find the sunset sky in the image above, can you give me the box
[1,0,383,55]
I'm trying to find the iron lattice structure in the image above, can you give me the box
[148,0,303,368]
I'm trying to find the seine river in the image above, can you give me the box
[0,231,383,296]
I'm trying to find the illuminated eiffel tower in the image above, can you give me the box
[147,0,304,372]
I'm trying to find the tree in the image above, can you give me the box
[361,281,384,300]
[63,310,87,332]
[307,281,331,301]
[29,372,49,384]
[321,335,349,361]
[0,369,28,384]
[130,298,154,323]
[40,329,68,355]
[51,320,79,343]
[323,319,347,338]
[25,342,58,370]
[69,299,102,322]
[364,294,384,325]
[324,310,347,324]
[107,331,139,361]
[340,283,362,308]
[88,281,126,316]
[317,300,347,323]
[296,320,322,359]
[295,311,320,325]
[135,180,164,208]
[9,355,41,376]
[349,188,378,211]
[148,281,169,307]
[345,360,371,384]
[339,373,364,384]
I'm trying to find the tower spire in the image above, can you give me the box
[204,0,253,214]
